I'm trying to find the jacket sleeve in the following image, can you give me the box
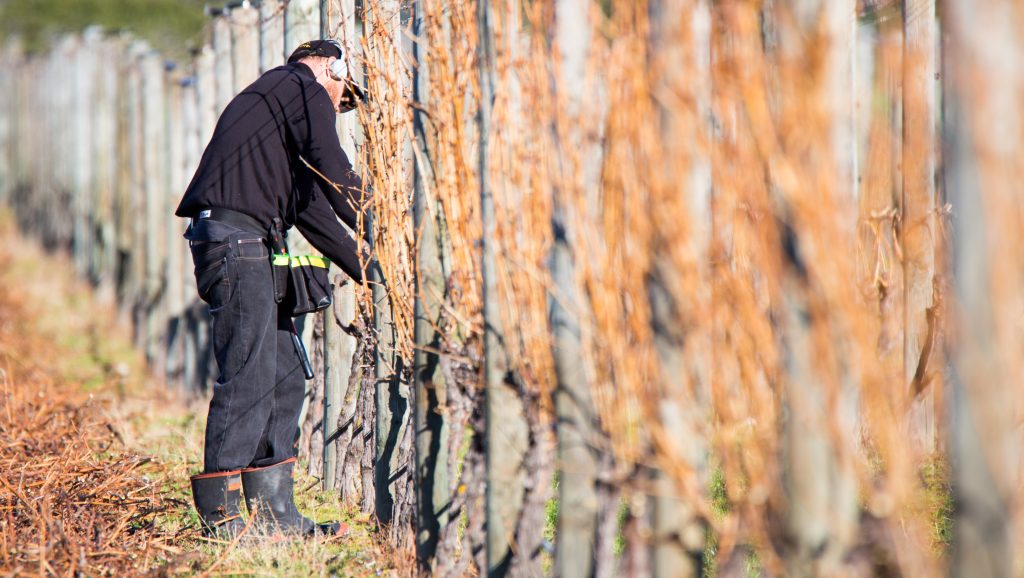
[293,178,366,283]
[286,78,372,243]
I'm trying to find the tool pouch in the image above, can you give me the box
[267,218,332,316]
[277,254,333,316]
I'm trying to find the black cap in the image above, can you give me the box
[287,39,343,63]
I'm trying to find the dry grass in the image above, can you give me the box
[0,216,182,576]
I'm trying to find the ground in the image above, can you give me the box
[0,213,409,577]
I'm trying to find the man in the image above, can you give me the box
[176,39,368,538]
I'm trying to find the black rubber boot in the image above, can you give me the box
[190,470,246,538]
[241,458,340,537]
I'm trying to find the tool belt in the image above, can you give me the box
[194,208,332,317]
[193,207,266,235]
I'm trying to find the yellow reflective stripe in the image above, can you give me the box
[271,254,330,268]
[294,255,330,268]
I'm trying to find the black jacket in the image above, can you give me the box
[176,62,369,281]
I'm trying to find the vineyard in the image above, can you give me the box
[0,0,1021,576]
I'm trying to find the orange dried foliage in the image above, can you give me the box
[0,284,182,576]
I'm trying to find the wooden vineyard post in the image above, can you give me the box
[140,47,168,373]
[410,0,451,569]
[361,0,411,534]
[164,66,186,390]
[943,2,1019,576]
[478,1,530,574]
[180,69,202,393]
[8,48,26,208]
[771,1,860,576]
[211,12,234,116]
[191,44,218,392]
[259,0,285,72]
[285,0,319,55]
[550,0,603,575]
[7,43,23,206]
[194,47,216,146]
[39,45,57,249]
[320,0,340,488]
[231,3,260,91]
[645,1,713,576]
[0,44,10,205]
[901,0,938,452]
[72,32,96,280]
[117,42,143,328]
[319,0,359,493]
[93,37,119,295]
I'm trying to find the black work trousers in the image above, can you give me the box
[186,218,307,473]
